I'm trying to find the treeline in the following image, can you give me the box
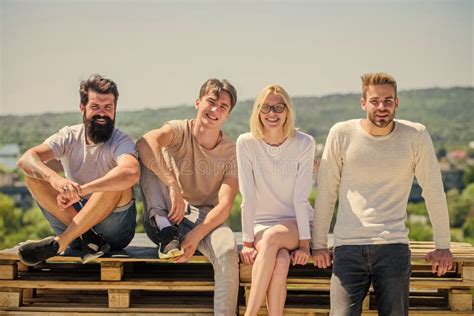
[1,87,473,152]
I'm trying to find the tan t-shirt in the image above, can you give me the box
[163,119,237,207]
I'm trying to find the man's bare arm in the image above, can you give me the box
[81,154,140,196]
[192,177,239,238]
[17,144,59,181]
[136,124,177,187]
[17,144,80,198]
[136,124,186,223]
[175,176,239,263]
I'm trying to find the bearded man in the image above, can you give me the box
[17,74,139,266]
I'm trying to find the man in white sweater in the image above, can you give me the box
[312,72,452,316]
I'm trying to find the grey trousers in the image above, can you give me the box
[140,164,239,316]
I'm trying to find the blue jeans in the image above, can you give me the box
[40,198,136,251]
[330,243,411,316]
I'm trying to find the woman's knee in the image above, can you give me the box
[259,229,288,251]
[273,249,290,276]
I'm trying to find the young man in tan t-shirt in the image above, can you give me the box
[137,78,239,316]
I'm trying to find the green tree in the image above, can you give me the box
[135,200,144,233]
[407,202,428,216]
[463,217,474,238]
[0,193,24,249]
[226,193,242,232]
[447,189,470,228]
[461,183,474,208]
[407,222,433,241]
[21,205,54,240]
[463,165,474,186]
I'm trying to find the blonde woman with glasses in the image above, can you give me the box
[237,85,315,315]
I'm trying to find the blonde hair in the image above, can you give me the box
[361,72,398,99]
[249,84,296,139]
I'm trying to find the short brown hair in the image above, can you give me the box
[80,74,119,105]
[361,72,397,99]
[199,78,237,111]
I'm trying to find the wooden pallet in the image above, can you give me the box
[1,235,473,315]
[0,234,218,314]
[239,241,474,315]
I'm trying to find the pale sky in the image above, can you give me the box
[1,0,472,115]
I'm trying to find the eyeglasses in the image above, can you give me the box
[260,103,286,114]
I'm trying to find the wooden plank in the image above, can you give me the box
[239,264,252,282]
[448,289,473,311]
[0,308,215,315]
[244,285,250,305]
[253,277,474,289]
[362,294,370,310]
[101,262,123,281]
[362,312,474,315]
[16,262,29,272]
[0,264,17,280]
[0,279,215,291]
[461,262,474,281]
[108,289,130,308]
[0,288,22,307]
[2,254,212,264]
[410,278,474,289]
[22,288,35,301]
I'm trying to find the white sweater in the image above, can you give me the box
[237,131,316,243]
[312,119,451,250]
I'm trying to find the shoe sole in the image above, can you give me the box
[81,251,105,264]
[17,251,42,266]
[81,244,111,264]
[158,247,184,259]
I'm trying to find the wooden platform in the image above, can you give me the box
[240,241,474,315]
[0,234,218,315]
[0,235,473,315]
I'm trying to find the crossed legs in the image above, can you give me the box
[25,175,132,252]
[244,221,299,316]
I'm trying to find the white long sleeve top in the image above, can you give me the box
[312,119,451,250]
[237,131,316,243]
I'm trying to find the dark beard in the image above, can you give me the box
[84,115,115,144]
[368,111,395,128]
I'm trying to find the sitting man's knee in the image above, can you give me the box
[214,238,238,265]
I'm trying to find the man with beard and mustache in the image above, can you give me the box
[17,74,139,266]
[312,72,452,316]
[137,78,239,315]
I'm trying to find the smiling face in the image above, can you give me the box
[259,93,288,132]
[361,84,399,132]
[80,90,116,143]
[195,90,231,128]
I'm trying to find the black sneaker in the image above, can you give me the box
[18,236,60,266]
[158,226,184,259]
[80,229,111,264]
